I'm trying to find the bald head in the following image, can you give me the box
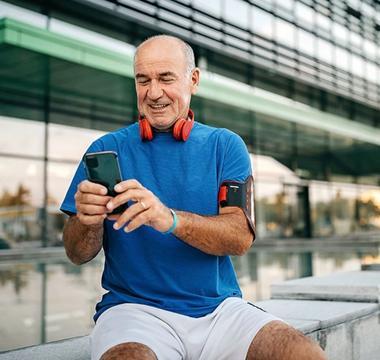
[134,35,196,75]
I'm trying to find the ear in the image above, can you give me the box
[190,68,200,95]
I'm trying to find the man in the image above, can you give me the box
[61,35,326,360]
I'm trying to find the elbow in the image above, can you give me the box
[234,232,254,256]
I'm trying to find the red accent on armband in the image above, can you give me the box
[218,186,228,203]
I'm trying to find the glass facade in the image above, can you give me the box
[0,0,380,351]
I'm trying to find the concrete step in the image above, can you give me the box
[271,270,380,302]
[256,299,380,360]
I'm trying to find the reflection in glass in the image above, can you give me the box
[0,157,43,247]
[275,18,295,48]
[0,116,44,157]
[295,2,314,25]
[252,8,273,39]
[317,39,333,64]
[330,184,357,235]
[0,259,104,351]
[224,0,249,28]
[351,55,364,78]
[332,23,348,43]
[310,182,334,237]
[276,0,294,11]
[48,123,105,161]
[297,29,315,56]
[335,47,350,72]
[357,187,380,232]
[192,0,222,17]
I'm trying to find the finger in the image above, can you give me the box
[76,203,108,215]
[107,189,148,211]
[78,193,111,206]
[113,201,148,230]
[123,209,151,232]
[77,212,107,225]
[114,179,143,193]
[78,180,108,195]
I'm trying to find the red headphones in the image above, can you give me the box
[138,109,194,142]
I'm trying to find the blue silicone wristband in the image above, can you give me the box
[162,209,178,235]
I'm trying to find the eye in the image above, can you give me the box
[161,77,175,83]
[137,78,150,85]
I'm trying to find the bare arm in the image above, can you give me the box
[63,216,104,265]
[107,180,254,257]
[63,180,111,265]
[174,207,253,256]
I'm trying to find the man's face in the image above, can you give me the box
[134,39,199,130]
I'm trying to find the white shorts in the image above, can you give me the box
[90,297,284,360]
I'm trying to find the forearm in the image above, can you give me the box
[174,208,253,256]
[63,215,104,265]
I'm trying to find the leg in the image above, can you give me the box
[100,342,157,360]
[246,320,327,360]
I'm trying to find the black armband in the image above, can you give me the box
[218,175,256,238]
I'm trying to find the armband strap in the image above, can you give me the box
[218,175,256,239]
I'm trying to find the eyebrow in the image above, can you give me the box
[135,71,178,79]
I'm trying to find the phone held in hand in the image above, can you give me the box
[83,151,128,215]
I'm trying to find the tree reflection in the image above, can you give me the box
[0,265,30,297]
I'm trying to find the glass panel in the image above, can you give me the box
[351,55,364,78]
[47,162,78,246]
[350,31,362,47]
[0,258,104,351]
[317,38,333,64]
[310,181,334,237]
[0,157,44,247]
[366,62,378,84]
[48,124,105,161]
[298,29,315,56]
[276,0,294,11]
[0,262,42,350]
[316,13,331,30]
[330,183,357,235]
[357,186,380,232]
[252,8,274,39]
[332,23,349,43]
[192,0,222,17]
[275,18,295,48]
[363,40,377,60]
[295,2,314,25]
[0,116,44,157]
[224,0,249,28]
[335,47,350,72]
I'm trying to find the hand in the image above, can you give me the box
[106,179,174,233]
[75,180,112,226]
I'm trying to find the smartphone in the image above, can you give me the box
[83,151,128,214]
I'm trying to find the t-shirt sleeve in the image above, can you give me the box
[219,131,252,184]
[60,140,104,216]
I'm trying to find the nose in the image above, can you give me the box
[147,80,163,100]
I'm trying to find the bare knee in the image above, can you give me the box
[100,342,157,360]
[246,320,327,360]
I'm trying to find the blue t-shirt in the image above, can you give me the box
[60,121,252,322]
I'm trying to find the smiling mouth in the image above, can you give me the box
[149,104,169,110]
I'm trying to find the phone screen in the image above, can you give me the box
[83,151,128,214]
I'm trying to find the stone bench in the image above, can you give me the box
[2,271,379,359]
[270,270,380,303]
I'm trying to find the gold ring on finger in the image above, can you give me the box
[140,201,147,210]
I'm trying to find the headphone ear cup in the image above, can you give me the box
[173,119,185,140]
[181,120,194,141]
[139,118,154,141]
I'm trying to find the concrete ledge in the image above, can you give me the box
[2,271,380,359]
[256,299,380,360]
[271,271,380,302]
[0,336,90,360]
